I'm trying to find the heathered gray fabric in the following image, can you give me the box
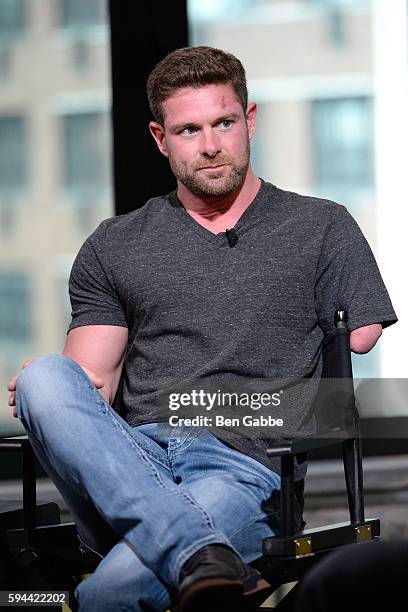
[68,180,397,479]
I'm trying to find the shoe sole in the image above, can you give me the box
[178,578,244,612]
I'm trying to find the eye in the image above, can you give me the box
[219,119,234,129]
[180,126,199,135]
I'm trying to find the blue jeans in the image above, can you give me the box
[16,355,282,611]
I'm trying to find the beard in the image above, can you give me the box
[168,137,251,198]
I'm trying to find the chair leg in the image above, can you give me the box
[342,437,365,524]
[280,455,295,537]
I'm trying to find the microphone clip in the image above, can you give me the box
[225,228,238,248]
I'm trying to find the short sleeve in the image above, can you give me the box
[68,226,128,333]
[315,205,397,334]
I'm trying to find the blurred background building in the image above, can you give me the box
[0,0,407,437]
[0,0,112,434]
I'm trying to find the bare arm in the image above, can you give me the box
[7,325,128,416]
[350,323,382,354]
[62,325,128,404]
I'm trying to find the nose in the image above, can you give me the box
[199,128,221,157]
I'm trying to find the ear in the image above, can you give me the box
[149,121,169,157]
[245,102,257,139]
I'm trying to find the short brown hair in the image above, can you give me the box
[147,46,248,125]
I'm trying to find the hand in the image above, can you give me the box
[80,366,110,403]
[7,357,110,420]
[7,358,37,418]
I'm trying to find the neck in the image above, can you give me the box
[177,168,261,225]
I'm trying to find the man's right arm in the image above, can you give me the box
[8,325,128,414]
[62,324,129,405]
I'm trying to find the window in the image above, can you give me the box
[60,0,106,29]
[62,111,109,204]
[188,0,256,21]
[312,97,374,190]
[305,0,368,6]
[0,115,27,195]
[0,273,31,345]
[0,0,25,38]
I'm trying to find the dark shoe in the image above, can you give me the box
[177,544,271,612]
[243,568,274,609]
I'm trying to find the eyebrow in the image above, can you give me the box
[169,112,241,133]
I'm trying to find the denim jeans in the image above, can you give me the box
[16,354,282,612]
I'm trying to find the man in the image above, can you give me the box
[7,46,396,611]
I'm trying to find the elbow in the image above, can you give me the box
[350,324,383,354]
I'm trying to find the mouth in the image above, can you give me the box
[198,164,228,171]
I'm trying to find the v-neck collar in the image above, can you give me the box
[167,179,271,246]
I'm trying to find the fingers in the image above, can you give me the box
[22,358,35,369]
[7,376,17,392]
[92,377,105,389]
[7,377,17,406]
[81,366,105,390]
[7,358,35,390]
[7,358,36,410]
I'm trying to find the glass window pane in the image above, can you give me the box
[0,273,30,343]
[0,0,24,36]
[60,0,106,28]
[188,0,254,20]
[0,116,27,192]
[63,112,109,200]
[312,97,374,189]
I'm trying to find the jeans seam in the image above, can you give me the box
[63,368,223,535]
[95,395,228,558]
[173,431,201,453]
[76,380,219,540]
[168,432,201,471]
[86,383,170,472]
[168,429,191,453]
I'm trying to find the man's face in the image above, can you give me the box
[149,83,256,198]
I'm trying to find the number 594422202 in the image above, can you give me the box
[0,591,69,607]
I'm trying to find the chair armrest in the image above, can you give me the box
[266,432,356,457]
[0,435,30,451]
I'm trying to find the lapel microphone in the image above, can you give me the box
[225,228,238,248]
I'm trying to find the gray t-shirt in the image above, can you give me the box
[68,180,397,479]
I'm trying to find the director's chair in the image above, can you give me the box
[0,310,379,611]
[248,310,379,610]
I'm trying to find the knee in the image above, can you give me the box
[16,354,86,423]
